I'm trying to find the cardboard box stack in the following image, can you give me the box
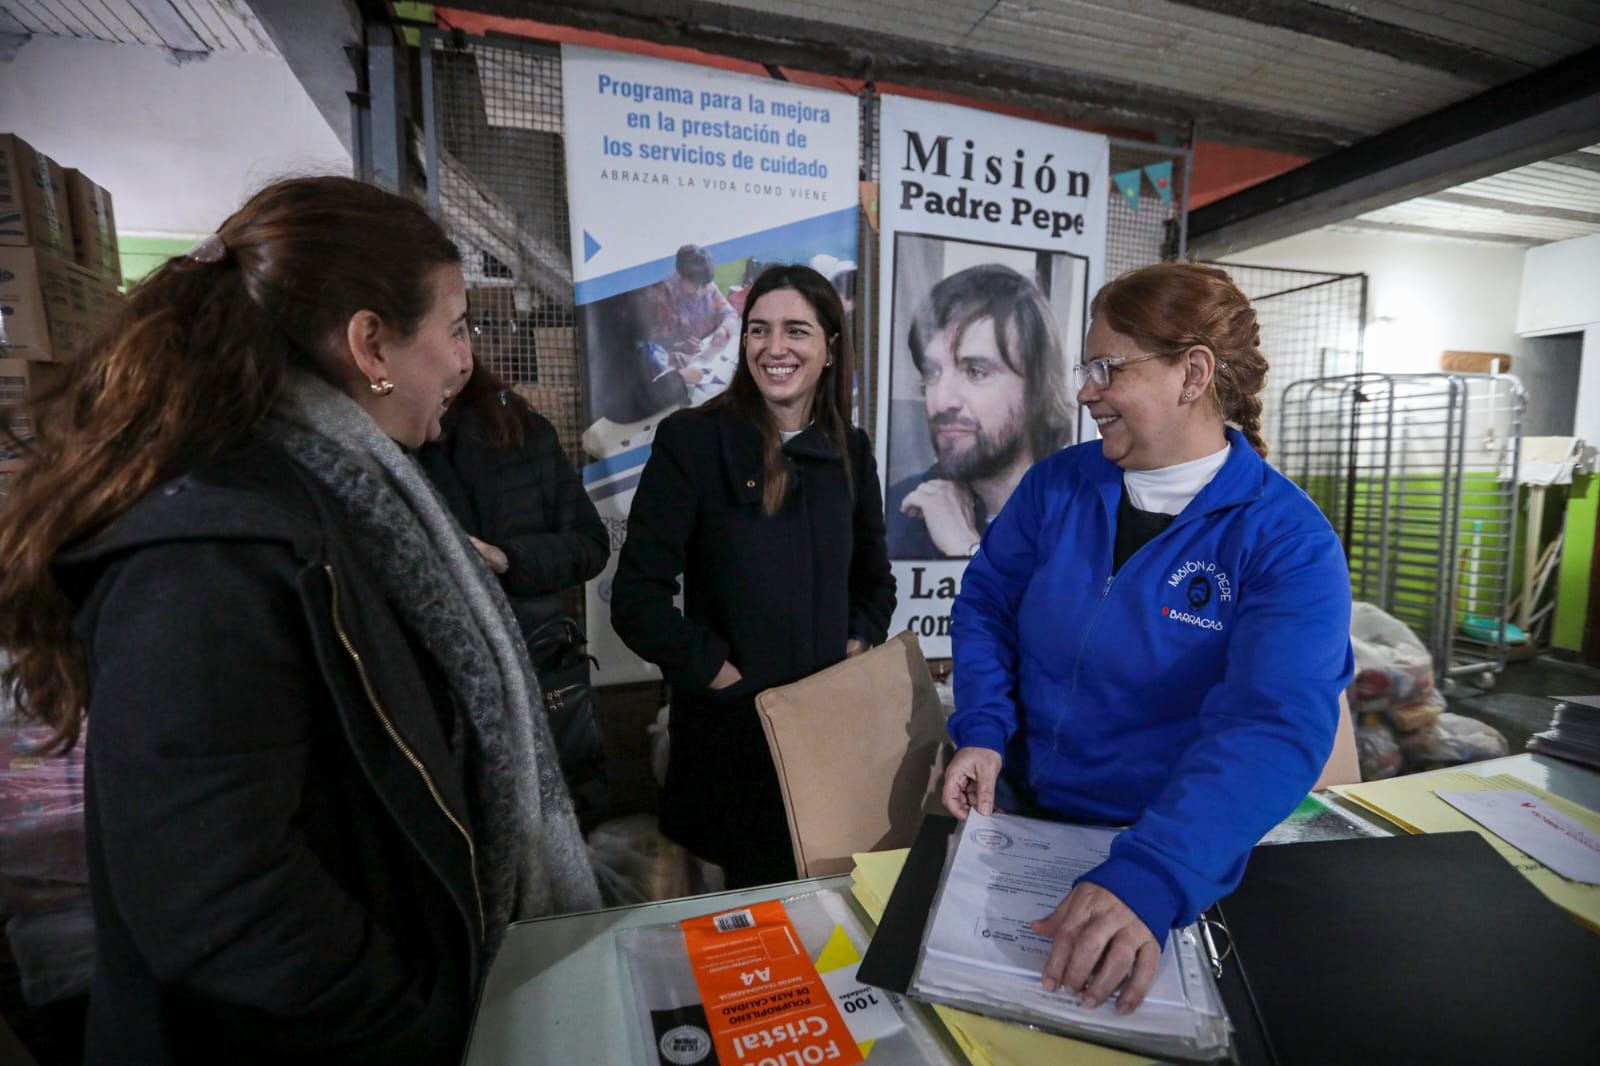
[1,134,123,492]
[65,169,121,285]
[0,134,72,256]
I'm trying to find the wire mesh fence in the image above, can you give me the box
[1277,372,1526,685]
[423,33,585,466]
[1209,263,1367,459]
[422,34,1188,471]
[1106,138,1188,282]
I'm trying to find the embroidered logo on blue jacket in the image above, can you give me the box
[1162,559,1232,631]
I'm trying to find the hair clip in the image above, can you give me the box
[1219,360,1230,369]
[186,234,228,264]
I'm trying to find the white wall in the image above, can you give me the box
[1518,234,1600,445]
[1236,226,1531,376]
[1573,327,1600,447]
[0,35,350,238]
[1519,233,1600,336]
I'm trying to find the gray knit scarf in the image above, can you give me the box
[265,373,600,962]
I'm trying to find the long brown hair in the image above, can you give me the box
[705,264,856,514]
[0,176,460,751]
[450,358,530,450]
[1091,262,1270,456]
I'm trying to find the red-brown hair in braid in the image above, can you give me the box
[1090,262,1269,457]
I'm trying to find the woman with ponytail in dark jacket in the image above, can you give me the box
[0,177,599,1064]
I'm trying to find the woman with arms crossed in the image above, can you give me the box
[612,264,896,889]
[943,262,1352,1013]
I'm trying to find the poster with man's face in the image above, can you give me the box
[874,94,1106,657]
[884,233,1089,561]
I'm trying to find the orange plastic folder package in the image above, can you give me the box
[618,890,955,1066]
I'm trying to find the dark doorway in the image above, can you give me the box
[1517,332,1582,437]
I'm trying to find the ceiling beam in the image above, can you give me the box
[448,0,1365,155]
[1187,46,1600,257]
[0,7,29,61]
[246,0,365,155]
[1548,150,1600,175]
[1335,220,1543,246]
[1428,191,1600,226]
[1163,0,1530,84]
[127,0,208,53]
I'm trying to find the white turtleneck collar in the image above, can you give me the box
[1123,442,1230,516]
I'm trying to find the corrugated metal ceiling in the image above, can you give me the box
[0,0,276,54]
[722,0,1596,141]
[714,0,1600,245]
[1345,147,1600,246]
[5,0,1598,245]
[1339,0,1589,66]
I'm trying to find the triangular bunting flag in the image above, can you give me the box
[1113,168,1142,212]
[1143,160,1174,204]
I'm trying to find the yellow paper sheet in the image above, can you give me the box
[848,851,1153,1066]
[1331,772,1600,933]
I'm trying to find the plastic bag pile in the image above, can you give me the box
[1349,603,1507,780]
[0,708,93,1005]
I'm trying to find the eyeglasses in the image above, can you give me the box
[1073,352,1162,389]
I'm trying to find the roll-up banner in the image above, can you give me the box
[875,96,1108,658]
[561,45,860,684]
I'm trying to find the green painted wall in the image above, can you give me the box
[1553,473,1596,650]
[393,3,433,46]
[118,235,201,288]
[1299,464,1600,646]
[1301,470,1525,622]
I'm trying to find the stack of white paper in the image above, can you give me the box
[910,813,1232,1061]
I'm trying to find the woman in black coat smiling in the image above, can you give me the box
[611,264,896,888]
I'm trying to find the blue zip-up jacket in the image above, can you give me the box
[951,429,1353,941]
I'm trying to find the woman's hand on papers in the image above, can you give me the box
[1031,883,1160,1014]
[941,746,1002,820]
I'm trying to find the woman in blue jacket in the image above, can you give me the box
[943,262,1352,1014]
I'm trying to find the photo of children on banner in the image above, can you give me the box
[579,244,861,460]
[809,252,858,333]
[638,243,737,388]
[885,236,1085,559]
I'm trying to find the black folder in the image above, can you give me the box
[858,817,1600,1066]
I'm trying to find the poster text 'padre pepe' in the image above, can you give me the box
[897,130,1095,238]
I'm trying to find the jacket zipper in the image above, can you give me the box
[1052,527,1179,753]
[323,564,486,942]
[1054,582,1111,754]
